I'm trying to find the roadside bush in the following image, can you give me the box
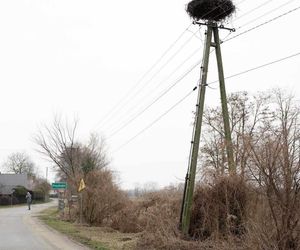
[82,169,127,225]
[110,188,192,249]
[0,196,18,205]
[242,191,300,250]
[0,196,10,205]
[110,200,141,233]
[13,186,28,203]
[133,177,250,249]
[33,178,51,201]
[110,187,182,234]
[190,175,248,240]
[33,189,45,201]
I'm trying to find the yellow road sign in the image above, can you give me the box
[78,179,86,192]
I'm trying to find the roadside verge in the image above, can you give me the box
[38,207,138,250]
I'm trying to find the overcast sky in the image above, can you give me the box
[0,0,299,189]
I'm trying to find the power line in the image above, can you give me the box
[106,6,300,139]
[106,47,201,134]
[194,0,249,26]
[93,23,193,130]
[198,0,248,21]
[234,0,275,22]
[113,50,300,153]
[100,4,300,150]
[107,60,201,139]
[94,0,249,131]
[225,5,300,42]
[208,51,300,85]
[103,3,244,130]
[235,0,297,30]
[99,30,199,131]
[106,46,218,137]
[112,86,198,153]
[102,5,243,134]
[106,4,295,133]
[236,0,248,5]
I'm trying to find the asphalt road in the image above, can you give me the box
[0,200,89,250]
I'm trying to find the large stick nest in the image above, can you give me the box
[186,0,235,22]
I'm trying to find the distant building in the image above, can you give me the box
[0,173,30,195]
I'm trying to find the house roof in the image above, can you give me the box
[0,173,29,195]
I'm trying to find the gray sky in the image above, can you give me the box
[0,0,299,189]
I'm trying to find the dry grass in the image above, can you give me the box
[54,174,300,249]
[134,177,252,249]
[110,187,181,233]
[78,226,138,250]
[39,207,139,250]
[82,170,127,225]
[108,183,250,249]
[48,180,300,249]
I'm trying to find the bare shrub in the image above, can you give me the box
[244,90,300,250]
[127,90,300,249]
[135,189,186,249]
[195,89,300,249]
[82,169,127,225]
[134,186,247,249]
[190,175,248,240]
[110,187,193,248]
[110,200,141,233]
[109,184,250,249]
[110,187,181,234]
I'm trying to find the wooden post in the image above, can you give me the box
[181,25,213,235]
[80,192,83,224]
[212,26,236,174]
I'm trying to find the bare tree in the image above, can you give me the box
[81,133,110,176]
[34,116,80,180]
[52,133,110,181]
[3,152,35,176]
[246,90,300,249]
[199,91,271,181]
[35,117,110,191]
[196,89,300,248]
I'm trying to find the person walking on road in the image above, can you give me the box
[26,191,32,210]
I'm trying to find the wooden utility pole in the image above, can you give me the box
[180,25,213,235]
[180,22,235,235]
[213,27,235,173]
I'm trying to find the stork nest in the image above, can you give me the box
[186,0,235,22]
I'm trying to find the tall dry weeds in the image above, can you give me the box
[190,175,248,240]
[82,169,127,225]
